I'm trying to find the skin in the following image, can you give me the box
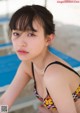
[0,20,80,113]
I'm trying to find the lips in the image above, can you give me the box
[17,50,29,54]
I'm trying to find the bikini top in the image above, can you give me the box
[32,61,80,111]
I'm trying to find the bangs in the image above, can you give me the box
[9,14,37,32]
[9,5,55,35]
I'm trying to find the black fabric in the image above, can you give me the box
[44,61,80,77]
[32,61,80,82]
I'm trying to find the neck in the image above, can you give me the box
[32,48,50,71]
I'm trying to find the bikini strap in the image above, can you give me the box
[44,61,80,96]
[31,62,36,83]
[44,61,80,77]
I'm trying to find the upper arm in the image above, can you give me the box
[44,65,77,113]
[1,61,31,109]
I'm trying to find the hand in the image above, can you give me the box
[37,105,52,113]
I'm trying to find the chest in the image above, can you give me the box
[34,73,47,99]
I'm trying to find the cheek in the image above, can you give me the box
[30,40,45,53]
[11,39,17,50]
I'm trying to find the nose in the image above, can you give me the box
[17,33,27,47]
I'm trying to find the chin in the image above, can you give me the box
[17,55,32,62]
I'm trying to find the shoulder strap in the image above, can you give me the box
[31,62,36,82]
[44,61,80,77]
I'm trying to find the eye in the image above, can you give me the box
[12,32,20,37]
[27,32,36,37]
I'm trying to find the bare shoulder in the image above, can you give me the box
[43,62,73,86]
[43,63,78,113]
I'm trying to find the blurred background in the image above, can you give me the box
[0,0,80,113]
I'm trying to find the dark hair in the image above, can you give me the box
[9,5,55,35]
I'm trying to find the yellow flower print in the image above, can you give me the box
[75,86,80,94]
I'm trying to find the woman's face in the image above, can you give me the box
[11,20,49,61]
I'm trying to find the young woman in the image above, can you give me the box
[0,5,80,113]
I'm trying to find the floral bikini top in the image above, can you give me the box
[32,61,80,111]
